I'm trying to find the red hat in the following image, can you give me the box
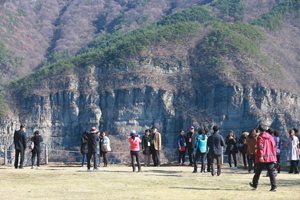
[190,126,194,129]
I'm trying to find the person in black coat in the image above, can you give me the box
[142,129,152,167]
[81,131,89,167]
[87,127,100,170]
[207,126,225,176]
[13,124,27,169]
[225,130,238,169]
[205,128,212,172]
[186,126,198,166]
[31,130,43,169]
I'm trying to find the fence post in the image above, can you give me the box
[4,146,7,166]
[45,146,48,164]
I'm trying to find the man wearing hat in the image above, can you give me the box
[187,126,198,166]
[87,127,100,170]
[150,126,161,167]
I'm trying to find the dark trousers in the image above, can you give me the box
[152,146,160,166]
[82,154,87,166]
[206,153,211,171]
[14,148,25,168]
[87,152,97,170]
[130,151,141,171]
[178,150,186,163]
[228,151,237,167]
[211,155,222,176]
[248,154,256,172]
[242,152,248,166]
[188,147,194,164]
[276,154,280,172]
[31,151,41,167]
[103,152,108,166]
[252,162,276,189]
[194,149,206,172]
[289,161,300,173]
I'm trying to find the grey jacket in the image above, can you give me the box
[283,137,299,161]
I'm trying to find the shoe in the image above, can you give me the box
[19,167,24,169]
[248,169,251,173]
[179,163,182,166]
[294,172,299,174]
[207,170,211,172]
[81,165,85,167]
[235,167,237,170]
[217,174,221,176]
[270,188,277,192]
[138,169,142,172]
[182,163,186,166]
[201,171,204,173]
[157,165,160,167]
[36,167,40,170]
[133,168,136,172]
[87,169,91,171]
[288,171,293,174]
[93,168,99,170]
[188,163,192,166]
[230,167,233,169]
[192,170,197,173]
[31,166,34,169]
[249,182,257,190]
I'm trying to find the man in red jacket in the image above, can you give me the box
[250,124,277,192]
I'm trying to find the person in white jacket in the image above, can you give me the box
[100,131,111,167]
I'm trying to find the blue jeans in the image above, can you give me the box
[82,154,87,166]
[248,154,256,172]
[194,149,206,172]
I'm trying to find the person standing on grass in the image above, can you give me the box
[293,128,300,167]
[30,130,43,169]
[177,129,187,166]
[193,128,208,173]
[207,126,225,176]
[249,125,277,192]
[205,128,212,172]
[14,124,27,169]
[238,130,249,169]
[128,130,142,172]
[87,127,99,171]
[81,131,89,167]
[246,129,258,173]
[273,130,281,173]
[187,126,198,166]
[101,131,111,167]
[282,129,299,174]
[142,129,152,167]
[225,130,238,169]
[151,126,161,167]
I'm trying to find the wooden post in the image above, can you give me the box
[4,147,7,166]
[45,146,48,164]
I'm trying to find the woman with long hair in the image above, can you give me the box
[246,129,258,173]
[142,129,152,167]
[225,130,238,169]
[282,130,299,174]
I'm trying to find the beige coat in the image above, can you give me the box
[151,132,161,150]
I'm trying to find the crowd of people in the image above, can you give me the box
[13,123,300,191]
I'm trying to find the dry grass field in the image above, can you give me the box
[0,164,299,200]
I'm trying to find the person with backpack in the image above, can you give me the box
[238,130,249,169]
[87,127,100,170]
[142,129,152,167]
[177,129,187,166]
[14,124,27,169]
[128,130,142,172]
[246,129,258,173]
[81,131,89,167]
[225,130,238,169]
[273,130,281,173]
[100,131,111,167]
[282,129,299,174]
[186,126,198,166]
[193,128,208,173]
[30,130,43,169]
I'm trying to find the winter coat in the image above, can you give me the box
[151,132,161,150]
[31,135,43,154]
[282,137,299,161]
[177,135,187,149]
[186,131,198,150]
[88,132,99,153]
[81,132,88,154]
[225,135,238,154]
[129,137,141,151]
[255,132,277,163]
[14,129,26,150]
[207,132,225,156]
[194,135,209,153]
[238,132,249,153]
[101,136,111,152]
[246,135,257,155]
[142,135,152,155]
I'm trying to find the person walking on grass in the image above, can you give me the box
[225,130,238,170]
[282,129,299,174]
[14,124,27,169]
[101,131,111,167]
[205,128,212,172]
[238,130,249,169]
[30,130,43,169]
[81,131,89,167]
[151,126,161,167]
[187,126,198,166]
[249,125,277,192]
[142,129,152,167]
[207,126,225,176]
[177,129,187,166]
[246,129,258,173]
[128,130,142,172]
[87,127,99,171]
[193,128,208,173]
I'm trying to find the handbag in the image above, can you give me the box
[180,146,186,151]
[30,141,34,150]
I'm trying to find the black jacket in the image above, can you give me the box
[225,135,238,154]
[142,135,152,155]
[14,129,26,150]
[186,131,198,150]
[31,135,43,153]
[207,132,225,156]
[88,132,99,153]
[81,132,88,154]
